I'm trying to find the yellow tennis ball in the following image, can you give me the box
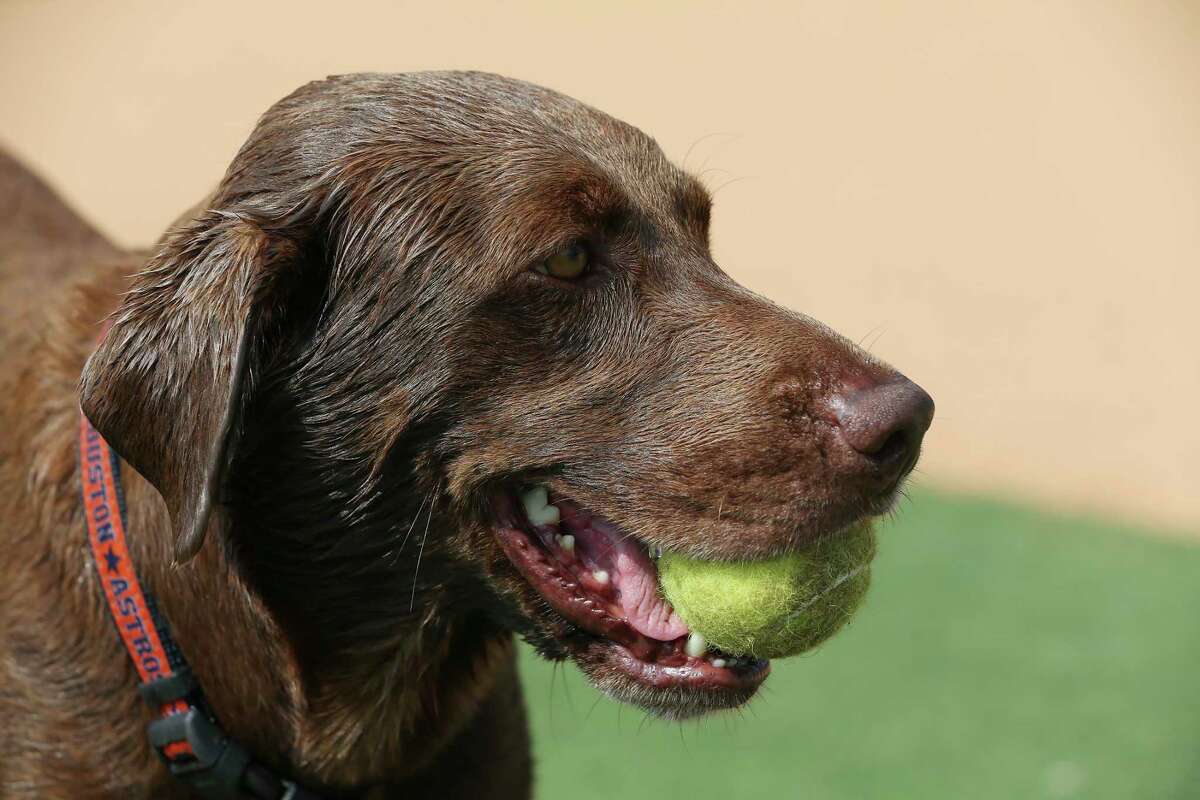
[658,523,876,659]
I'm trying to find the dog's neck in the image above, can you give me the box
[229,355,523,786]
[118,435,512,789]
[71,272,513,789]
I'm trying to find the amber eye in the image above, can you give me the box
[535,242,589,280]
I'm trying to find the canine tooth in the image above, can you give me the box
[536,504,561,525]
[686,632,706,658]
[520,486,560,526]
[592,570,609,585]
[520,485,547,513]
[711,658,727,668]
[559,534,575,553]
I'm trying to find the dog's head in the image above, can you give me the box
[81,72,932,720]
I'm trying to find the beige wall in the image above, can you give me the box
[3,0,1197,534]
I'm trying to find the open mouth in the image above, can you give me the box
[492,486,770,714]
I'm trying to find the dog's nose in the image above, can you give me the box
[829,378,934,485]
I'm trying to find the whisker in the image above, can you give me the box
[408,485,437,612]
[857,324,883,348]
[391,491,430,567]
[865,326,888,353]
[559,659,576,713]
[584,694,604,723]
[548,661,558,733]
[682,131,738,173]
[711,174,753,197]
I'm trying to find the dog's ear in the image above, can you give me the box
[81,210,301,563]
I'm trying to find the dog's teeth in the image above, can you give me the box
[711,658,727,668]
[592,569,609,585]
[559,534,575,553]
[520,486,560,526]
[685,631,707,658]
[520,485,547,513]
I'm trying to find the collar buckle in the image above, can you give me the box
[148,706,253,799]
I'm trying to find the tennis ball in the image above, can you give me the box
[658,523,876,660]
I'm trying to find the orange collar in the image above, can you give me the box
[79,402,324,800]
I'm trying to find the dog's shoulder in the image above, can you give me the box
[0,148,117,272]
[0,149,129,378]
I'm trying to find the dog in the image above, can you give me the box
[0,71,933,798]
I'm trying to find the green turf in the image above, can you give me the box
[517,491,1200,799]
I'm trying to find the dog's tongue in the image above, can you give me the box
[558,502,688,641]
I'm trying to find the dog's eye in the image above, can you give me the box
[535,243,589,281]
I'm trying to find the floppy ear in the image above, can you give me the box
[80,210,300,563]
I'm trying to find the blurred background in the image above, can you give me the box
[3,1,1197,797]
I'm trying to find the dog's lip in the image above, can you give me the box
[490,491,769,697]
[597,640,771,691]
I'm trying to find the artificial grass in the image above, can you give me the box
[517,490,1200,799]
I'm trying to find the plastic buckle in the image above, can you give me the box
[280,780,327,800]
[137,666,198,706]
[147,707,252,800]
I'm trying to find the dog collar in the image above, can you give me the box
[78,407,324,800]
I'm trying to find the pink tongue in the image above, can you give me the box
[558,503,688,641]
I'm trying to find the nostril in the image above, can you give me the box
[868,429,909,462]
[829,378,934,476]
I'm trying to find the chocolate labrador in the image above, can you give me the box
[0,71,932,798]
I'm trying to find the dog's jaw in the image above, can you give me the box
[489,488,775,718]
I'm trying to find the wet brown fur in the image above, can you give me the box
[0,72,913,798]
